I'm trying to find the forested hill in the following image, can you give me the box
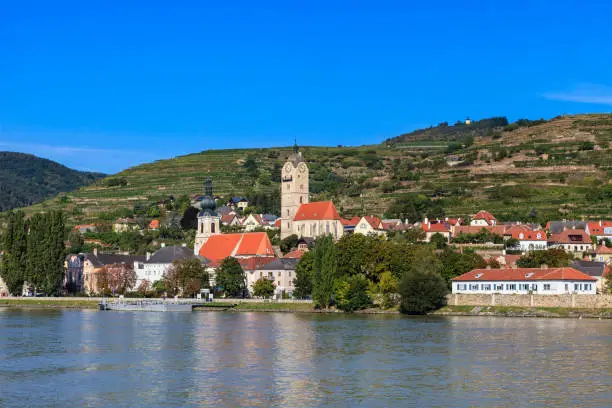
[0,152,105,211]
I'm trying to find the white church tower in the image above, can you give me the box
[194,178,220,255]
[281,142,309,239]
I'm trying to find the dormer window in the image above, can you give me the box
[519,233,524,239]
[525,272,534,278]
[474,273,483,279]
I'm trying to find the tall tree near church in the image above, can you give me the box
[312,235,338,309]
[43,211,66,295]
[26,213,47,290]
[1,211,28,295]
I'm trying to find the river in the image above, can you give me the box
[0,309,610,407]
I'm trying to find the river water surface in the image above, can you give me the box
[0,309,610,407]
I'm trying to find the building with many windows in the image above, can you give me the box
[452,267,597,295]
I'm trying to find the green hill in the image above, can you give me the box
[0,152,105,212]
[12,114,612,226]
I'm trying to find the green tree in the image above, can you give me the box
[26,213,47,291]
[215,257,246,297]
[1,211,28,295]
[252,277,275,297]
[312,235,338,309]
[517,249,572,268]
[43,211,66,295]
[398,248,448,314]
[429,233,447,249]
[293,251,314,298]
[378,271,399,309]
[280,234,299,254]
[334,274,371,312]
[68,229,85,252]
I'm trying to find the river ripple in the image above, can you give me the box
[0,309,610,407]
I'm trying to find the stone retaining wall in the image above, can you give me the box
[448,293,612,309]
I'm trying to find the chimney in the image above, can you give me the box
[511,263,518,269]
[161,243,166,248]
[93,247,98,256]
[424,217,429,225]
[540,264,548,270]
[146,252,151,261]
[486,265,492,270]
[599,220,603,227]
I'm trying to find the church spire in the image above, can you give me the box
[293,136,299,154]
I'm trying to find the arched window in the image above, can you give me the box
[211,223,215,234]
[299,197,303,204]
[287,209,290,217]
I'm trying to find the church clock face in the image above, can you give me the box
[283,163,293,175]
[298,162,307,175]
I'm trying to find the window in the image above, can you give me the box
[482,284,491,291]
[574,284,579,291]
[469,284,479,290]
[211,223,215,233]
[288,272,292,277]
[299,197,303,204]
[259,272,263,278]
[494,284,503,291]
[505,284,516,290]
[565,283,569,291]
[278,271,281,277]
[277,281,281,286]
[543,284,551,291]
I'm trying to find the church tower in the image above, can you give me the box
[194,178,220,255]
[281,142,309,239]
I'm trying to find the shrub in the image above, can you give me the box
[335,274,371,312]
[399,268,448,314]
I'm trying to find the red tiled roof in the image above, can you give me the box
[294,201,340,221]
[273,218,282,228]
[422,221,450,233]
[472,210,497,222]
[221,214,237,224]
[340,216,360,226]
[283,249,306,259]
[452,267,596,282]
[198,232,274,261]
[595,244,612,254]
[362,216,383,229]
[586,221,612,236]
[148,219,160,229]
[74,224,96,230]
[505,225,547,241]
[549,230,591,244]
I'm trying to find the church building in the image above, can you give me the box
[194,178,221,255]
[281,145,343,240]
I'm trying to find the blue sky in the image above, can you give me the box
[1,0,611,174]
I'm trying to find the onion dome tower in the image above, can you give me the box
[194,178,220,255]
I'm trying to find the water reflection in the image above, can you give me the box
[0,309,610,408]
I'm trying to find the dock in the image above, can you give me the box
[99,299,206,312]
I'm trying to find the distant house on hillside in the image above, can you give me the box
[421,218,451,242]
[113,218,139,233]
[226,197,249,211]
[73,224,97,234]
[571,259,609,293]
[585,220,612,242]
[546,221,587,234]
[548,229,593,254]
[470,210,498,226]
[354,216,386,237]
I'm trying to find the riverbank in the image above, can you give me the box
[2,298,611,318]
[433,305,612,319]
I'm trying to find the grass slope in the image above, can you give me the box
[0,152,105,212]
[13,114,612,225]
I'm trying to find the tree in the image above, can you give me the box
[334,274,371,312]
[293,251,314,298]
[98,263,137,295]
[43,211,66,295]
[311,235,338,309]
[398,247,448,314]
[429,233,448,249]
[1,211,28,295]
[517,249,572,268]
[68,230,85,252]
[252,277,275,297]
[399,267,448,315]
[215,257,246,297]
[280,234,299,254]
[180,207,199,230]
[165,258,210,297]
[379,271,398,309]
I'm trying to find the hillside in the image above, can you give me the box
[0,152,105,212]
[13,114,612,226]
